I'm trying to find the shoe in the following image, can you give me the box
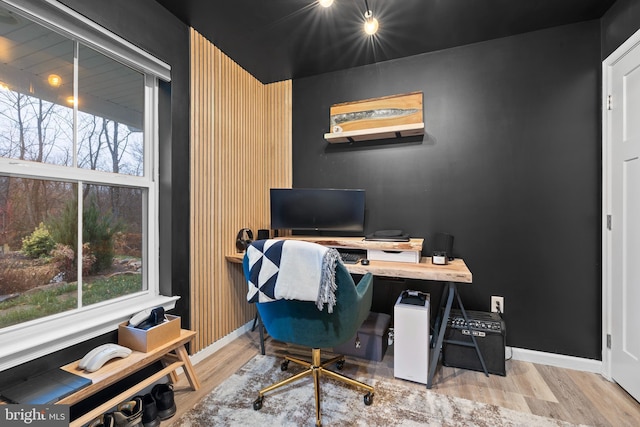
[137,393,160,427]
[111,397,143,427]
[151,382,176,420]
[87,414,115,427]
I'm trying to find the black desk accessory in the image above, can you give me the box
[236,228,253,252]
[399,290,427,306]
[135,307,166,330]
[432,232,454,261]
[365,229,410,242]
[338,250,365,264]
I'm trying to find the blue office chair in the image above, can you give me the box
[243,239,374,427]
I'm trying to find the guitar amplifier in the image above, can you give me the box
[442,309,506,376]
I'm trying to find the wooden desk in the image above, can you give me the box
[272,235,424,252]
[227,237,486,388]
[226,252,471,283]
[59,329,200,427]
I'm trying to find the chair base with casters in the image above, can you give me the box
[252,348,374,426]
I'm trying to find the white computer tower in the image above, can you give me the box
[394,291,430,384]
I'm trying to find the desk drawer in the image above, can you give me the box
[367,249,420,264]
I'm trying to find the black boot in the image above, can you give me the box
[151,383,176,420]
[136,393,160,427]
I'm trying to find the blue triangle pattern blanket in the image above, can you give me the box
[246,239,340,312]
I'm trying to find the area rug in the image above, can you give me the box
[174,354,586,426]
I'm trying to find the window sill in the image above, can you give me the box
[0,294,180,371]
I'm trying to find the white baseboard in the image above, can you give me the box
[185,323,604,377]
[509,347,602,374]
[170,320,254,377]
[188,320,254,366]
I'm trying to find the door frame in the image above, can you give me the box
[602,27,640,381]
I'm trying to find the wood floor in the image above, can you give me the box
[166,331,640,426]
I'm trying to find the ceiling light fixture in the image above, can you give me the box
[47,74,62,88]
[318,0,334,7]
[363,0,378,35]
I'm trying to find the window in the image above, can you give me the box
[0,0,175,370]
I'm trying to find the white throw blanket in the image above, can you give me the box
[246,239,340,312]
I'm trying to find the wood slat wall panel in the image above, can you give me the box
[189,29,292,353]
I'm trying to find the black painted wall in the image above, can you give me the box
[292,21,602,359]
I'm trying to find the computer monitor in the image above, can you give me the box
[270,188,365,232]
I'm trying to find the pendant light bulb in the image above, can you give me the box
[318,0,334,7]
[47,74,62,88]
[364,10,378,35]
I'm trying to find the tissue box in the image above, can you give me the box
[333,312,391,361]
[118,314,180,353]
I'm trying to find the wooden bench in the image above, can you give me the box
[58,329,200,427]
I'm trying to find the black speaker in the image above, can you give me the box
[442,309,506,376]
[235,228,253,252]
[257,229,270,240]
[433,233,454,260]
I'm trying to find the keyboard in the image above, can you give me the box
[339,251,364,264]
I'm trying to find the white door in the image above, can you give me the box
[608,36,640,402]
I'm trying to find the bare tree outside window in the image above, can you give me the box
[77,44,144,177]
[0,7,146,328]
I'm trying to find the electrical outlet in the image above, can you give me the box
[491,296,504,313]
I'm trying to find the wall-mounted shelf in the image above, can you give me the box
[324,92,424,144]
[324,122,425,143]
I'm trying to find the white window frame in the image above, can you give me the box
[0,0,177,371]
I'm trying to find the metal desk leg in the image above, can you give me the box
[427,282,489,389]
[427,283,455,389]
[430,284,451,349]
[454,289,489,378]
